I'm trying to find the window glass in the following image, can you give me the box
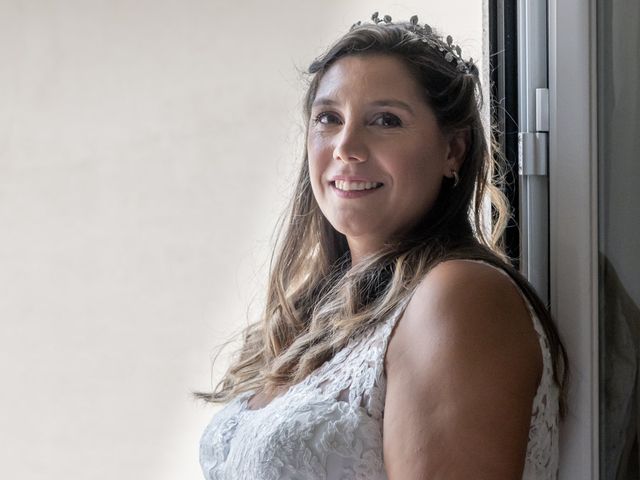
[598,1,640,478]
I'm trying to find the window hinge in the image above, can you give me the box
[519,88,549,176]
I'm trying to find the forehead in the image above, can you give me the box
[314,54,425,105]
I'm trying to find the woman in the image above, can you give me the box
[198,13,567,480]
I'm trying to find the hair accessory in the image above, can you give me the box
[451,170,460,187]
[350,13,475,74]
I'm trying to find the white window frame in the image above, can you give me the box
[548,0,600,478]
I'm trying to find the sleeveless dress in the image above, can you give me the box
[199,264,560,479]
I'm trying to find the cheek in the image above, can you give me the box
[391,150,446,207]
[392,149,442,186]
[307,147,319,185]
[307,137,331,189]
[308,162,322,203]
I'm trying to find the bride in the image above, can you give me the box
[198,13,567,480]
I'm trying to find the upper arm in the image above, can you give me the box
[383,260,542,480]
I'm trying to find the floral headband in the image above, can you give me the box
[350,12,475,74]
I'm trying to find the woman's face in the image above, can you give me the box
[307,54,464,262]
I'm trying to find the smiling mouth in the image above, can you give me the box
[331,180,384,192]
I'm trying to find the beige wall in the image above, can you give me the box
[0,1,482,479]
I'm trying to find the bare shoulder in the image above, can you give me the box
[383,259,543,479]
[387,259,541,379]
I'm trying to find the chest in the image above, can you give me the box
[199,320,398,480]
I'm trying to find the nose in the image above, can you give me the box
[333,123,369,164]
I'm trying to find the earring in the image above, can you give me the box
[451,170,460,188]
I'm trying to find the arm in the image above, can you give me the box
[383,260,542,480]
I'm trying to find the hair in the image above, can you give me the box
[196,19,568,415]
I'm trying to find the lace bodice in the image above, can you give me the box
[199,271,560,480]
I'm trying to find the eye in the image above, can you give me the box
[313,112,342,125]
[372,112,402,128]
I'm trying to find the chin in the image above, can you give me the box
[329,218,375,238]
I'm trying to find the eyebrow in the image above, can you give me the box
[311,97,415,115]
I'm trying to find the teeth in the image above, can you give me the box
[334,180,381,191]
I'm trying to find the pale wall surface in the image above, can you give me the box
[0,1,482,479]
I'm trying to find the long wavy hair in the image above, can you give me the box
[196,19,568,414]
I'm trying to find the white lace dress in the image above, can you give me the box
[199,275,559,480]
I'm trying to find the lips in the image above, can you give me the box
[329,175,384,192]
[332,180,383,192]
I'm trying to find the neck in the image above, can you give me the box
[347,236,385,266]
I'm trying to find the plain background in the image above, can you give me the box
[0,1,482,479]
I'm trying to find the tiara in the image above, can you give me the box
[350,13,475,74]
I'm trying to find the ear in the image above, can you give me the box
[443,128,469,178]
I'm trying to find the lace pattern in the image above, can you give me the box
[200,273,559,480]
